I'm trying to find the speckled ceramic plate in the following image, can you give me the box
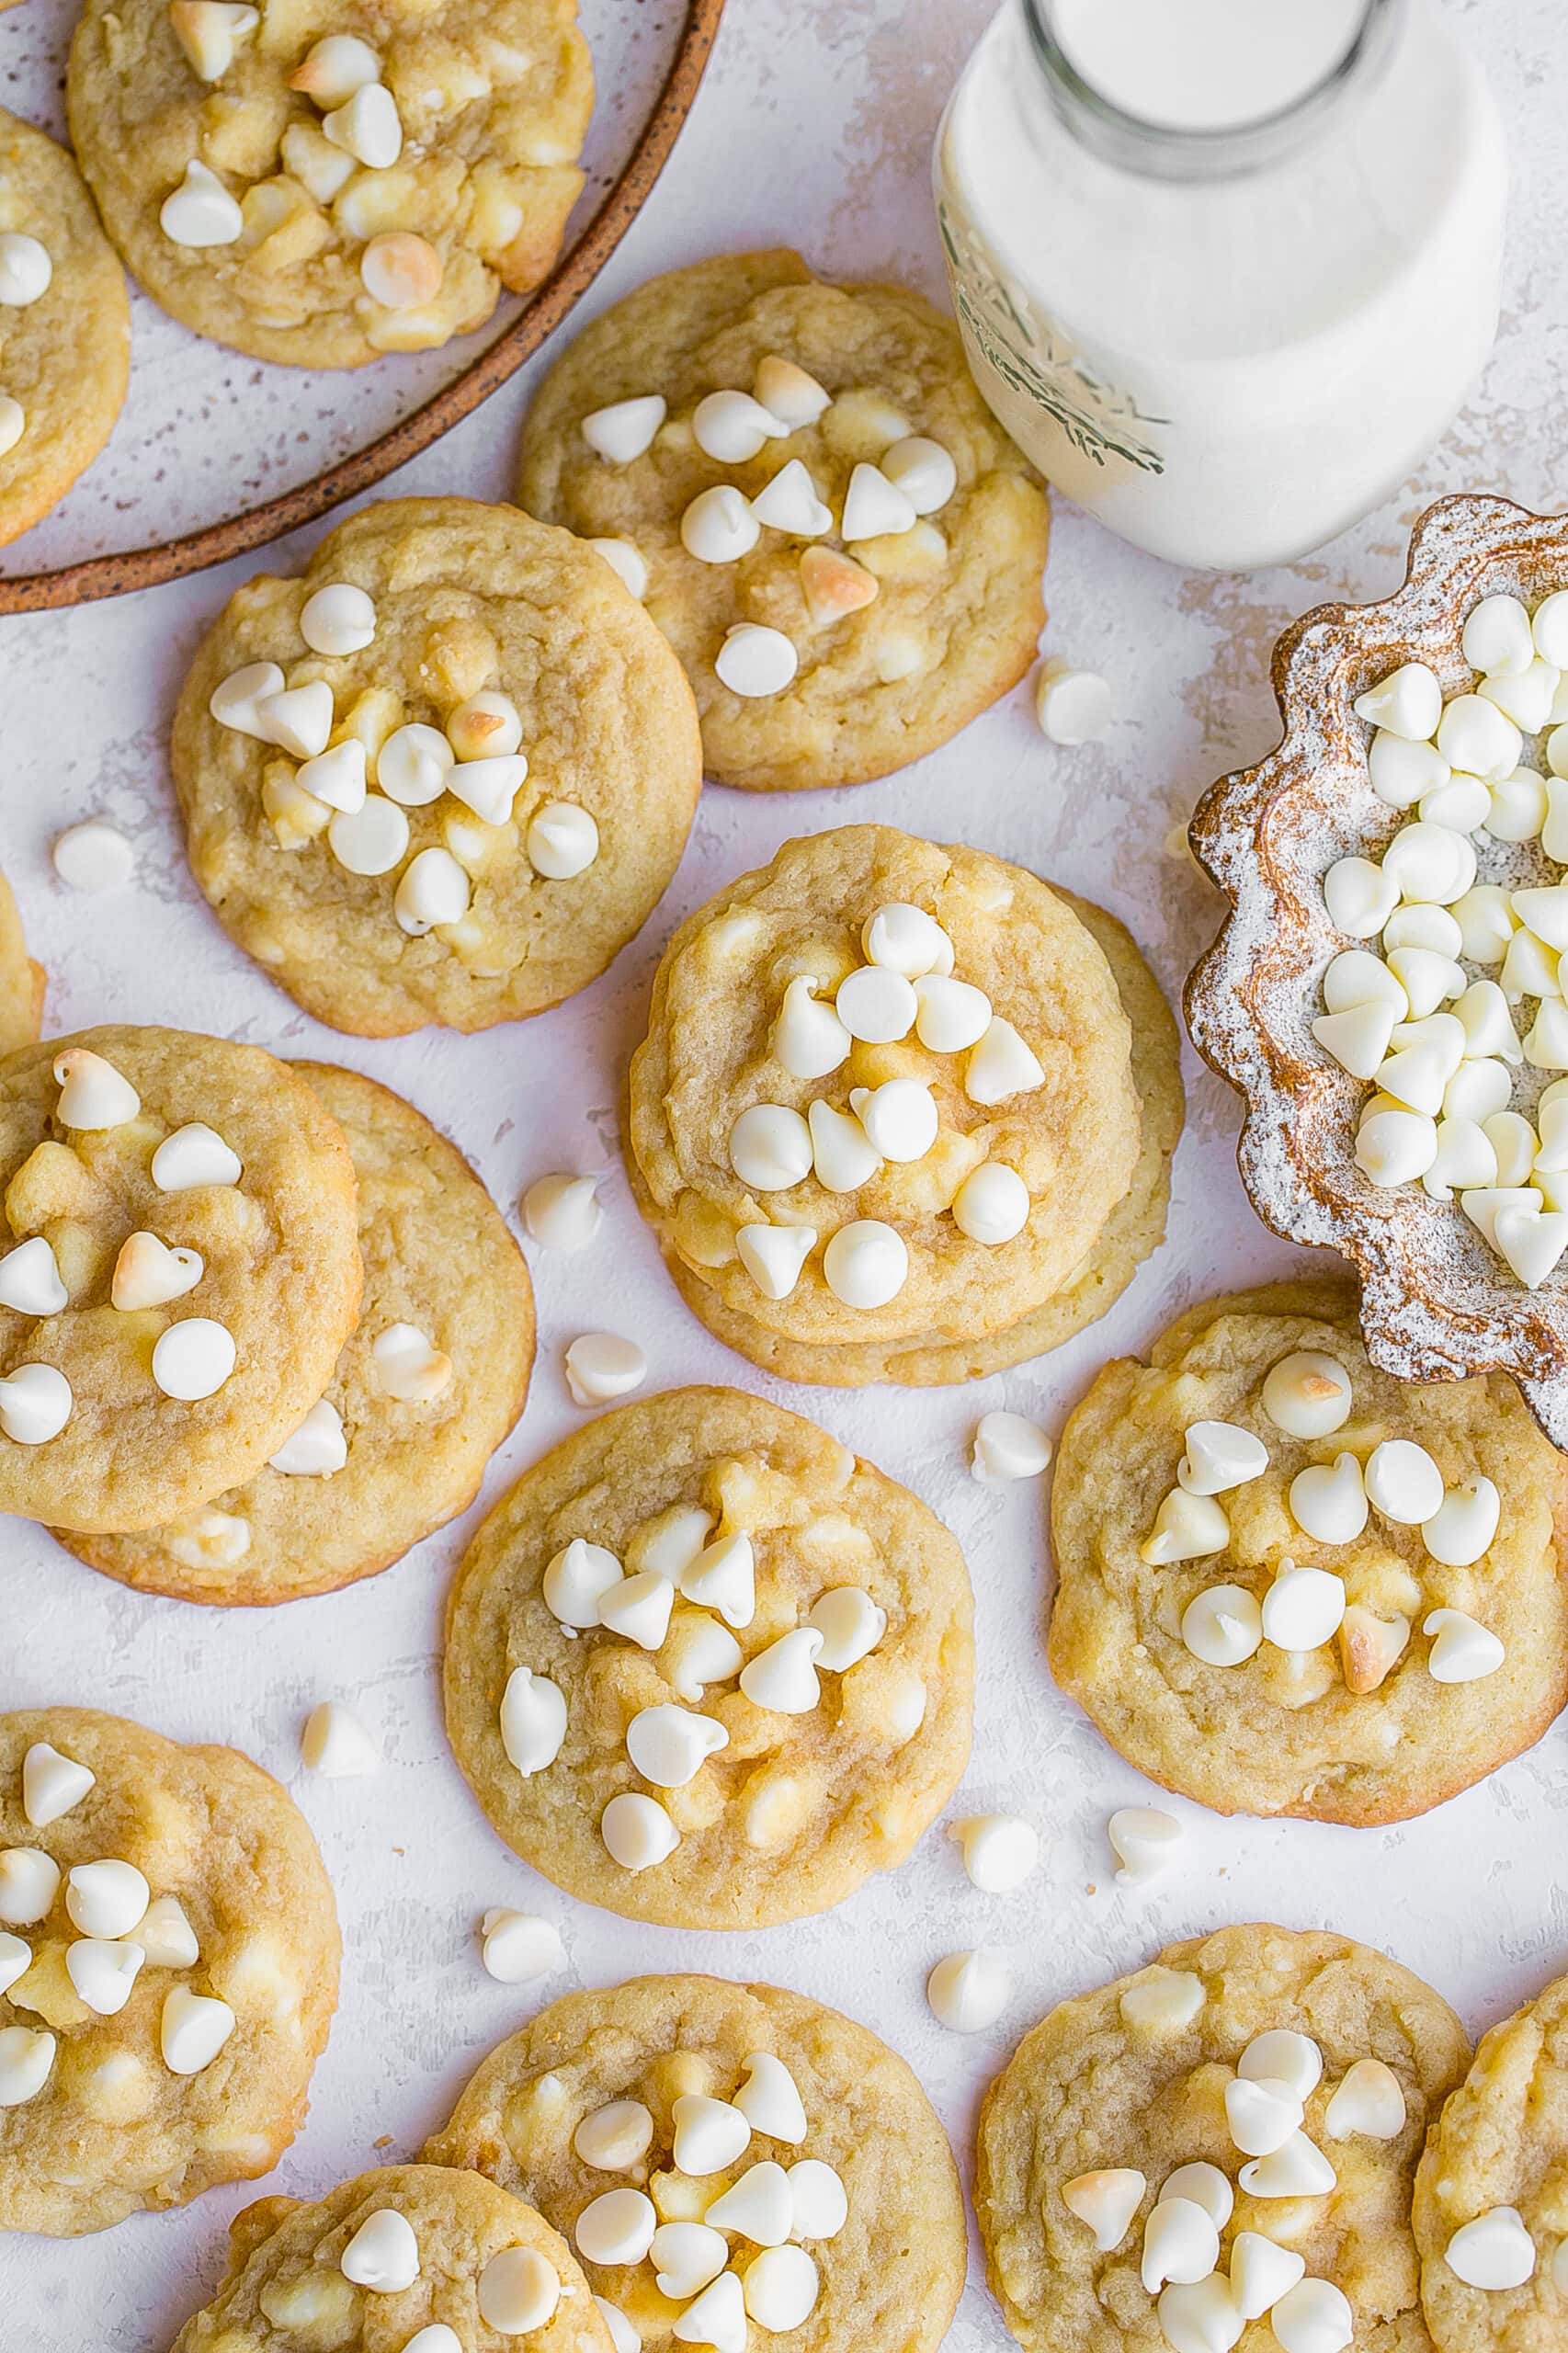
[0,0,722,612]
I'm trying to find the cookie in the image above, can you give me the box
[0,1025,361,1533]
[55,1063,533,1604]
[0,111,130,549]
[517,248,1050,790]
[1049,1279,1568,1826]
[169,2162,611,2349]
[66,0,591,369]
[443,1385,972,1929]
[976,1921,1470,2353]
[172,496,703,1036]
[0,868,44,1054]
[0,1706,338,2236]
[625,824,1180,1387]
[425,1972,968,2353]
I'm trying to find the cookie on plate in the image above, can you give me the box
[56,1063,533,1604]
[976,1921,1470,2353]
[517,248,1050,790]
[625,824,1181,1386]
[1414,1969,1568,2347]
[1049,1279,1568,1826]
[443,1385,972,1929]
[169,2162,610,2349]
[0,112,130,548]
[172,497,703,1036]
[0,868,44,1053]
[0,1025,361,1533]
[67,0,591,369]
[425,1972,968,2353]
[0,1706,338,2235]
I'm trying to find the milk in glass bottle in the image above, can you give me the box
[935,0,1506,569]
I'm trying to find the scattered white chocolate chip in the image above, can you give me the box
[681,484,759,563]
[322,80,403,168]
[371,1322,453,1404]
[862,902,954,977]
[340,2207,420,2291]
[971,1410,1052,1483]
[1178,1419,1268,1495]
[786,2157,847,2240]
[822,1220,907,1309]
[1444,2207,1537,2290]
[564,1333,646,1405]
[1262,1561,1346,1651]
[1363,1437,1444,1524]
[1140,1487,1228,1565]
[1270,2279,1354,2353]
[653,2221,729,2298]
[772,976,851,1079]
[852,1077,937,1163]
[0,230,50,307]
[693,389,786,463]
[378,722,453,806]
[0,2027,55,2107]
[499,1667,567,1775]
[0,1848,59,1925]
[679,1531,756,1628]
[1287,1453,1367,1545]
[598,1570,676,1650]
[881,435,957,514]
[841,462,917,541]
[736,1223,817,1301]
[1225,2074,1304,2158]
[0,1364,72,1446]
[835,965,918,1044]
[478,2245,561,2335]
[1141,2198,1220,2293]
[522,1172,601,1251]
[1235,2131,1335,2199]
[705,2159,793,2245]
[804,1586,885,1671]
[926,1948,1011,2032]
[289,30,380,101]
[672,2272,746,2352]
[160,158,243,246]
[808,1099,881,1191]
[395,847,471,934]
[1228,2230,1305,2321]
[1119,1969,1205,2032]
[1062,2167,1145,2251]
[256,679,335,760]
[965,1017,1045,1104]
[138,1895,199,1969]
[1035,662,1113,745]
[743,2245,819,2331]
[1423,1607,1505,1682]
[952,1163,1030,1245]
[1238,2029,1321,2098]
[0,1936,28,1997]
[582,395,667,464]
[754,354,831,427]
[734,2052,808,2144]
[915,973,992,1051]
[160,1984,236,2075]
[594,2307,638,2353]
[750,459,832,536]
[268,1398,347,1476]
[1324,2057,1405,2140]
[731,1103,813,1191]
[51,819,134,894]
[588,538,650,598]
[329,795,409,876]
[575,2099,654,2171]
[0,398,22,460]
[151,1318,236,1402]
[54,1047,140,1130]
[1108,1806,1182,1886]
[65,1859,148,1938]
[301,1700,379,1779]
[626,1702,729,1788]
[1353,661,1442,740]
[66,1937,144,2018]
[1181,1583,1264,1666]
[151,1121,242,1191]
[0,1237,67,1318]
[448,753,527,826]
[543,1537,622,1630]
[526,801,600,878]
[600,1791,678,1871]
[360,233,444,312]
[22,1743,94,1828]
[739,1628,824,1714]
[672,2092,753,2175]
[950,1813,1039,1894]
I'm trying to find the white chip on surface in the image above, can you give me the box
[478,1905,565,1989]
[52,821,135,894]
[301,1700,379,1779]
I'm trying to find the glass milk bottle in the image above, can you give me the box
[935,0,1506,570]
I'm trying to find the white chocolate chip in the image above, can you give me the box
[679,1531,756,1628]
[841,462,917,540]
[736,1223,817,1301]
[693,389,786,463]
[1225,2074,1304,2157]
[881,435,957,514]
[268,1398,347,1476]
[499,1668,566,1775]
[543,1537,622,1630]
[1464,593,1534,676]
[1270,2279,1354,2353]
[800,545,880,622]
[1312,1001,1398,1080]
[754,354,831,427]
[0,1848,59,1925]
[1324,855,1400,937]
[731,1103,813,1190]
[0,231,50,308]
[371,1322,453,1403]
[914,974,991,1051]
[1324,948,1407,1014]
[971,1410,1052,1483]
[65,1859,148,1938]
[1421,1476,1500,1567]
[151,1318,236,1402]
[1381,821,1476,906]
[583,395,666,463]
[1423,1606,1505,1682]
[600,1791,678,1872]
[564,1333,646,1405]
[772,976,851,1079]
[822,1220,907,1309]
[1368,730,1448,809]
[926,1948,1011,2032]
[672,2272,746,2353]
[301,1700,378,1778]
[340,2207,420,2291]
[289,29,379,100]
[446,690,523,764]
[51,820,134,894]
[0,1364,72,1445]
[1140,1487,1228,1565]
[949,1813,1039,1893]
[965,1017,1045,1104]
[626,1702,729,1787]
[522,1172,600,1251]
[862,903,954,977]
[1161,2165,1233,2228]
[1363,1438,1444,1524]
[1444,2207,1537,2290]
[1229,2231,1305,2321]
[1120,1969,1205,2033]
[743,2245,819,2331]
[138,1895,199,1969]
[299,582,376,657]
[1352,662,1442,739]
[394,847,471,934]
[1141,2199,1220,2292]
[1357,1108,1438,1186]
[952,1163,1029,1244]
[151,1121,242,1191]
[329,794,409,876]
[577,2188,658,2266]
[681,485,759,563]
[739,1628,824,1714]
[0,2027,55,2106]
[1236,2132,1335,2199]
[359,233,443,312]
[653,2221,729,2299]
[1108,1806,1182,1885]
[1177,1420,1268,1495]
[0,1936,28,1997]
[255,679,335,760]
[478,2245,560,2335]
[807,1098,881,1191]
[322,80,403,167]
[160,1985,236,2075]
[706,2160,792,2245]
[673,2092,752,2175]
[1239,2029,1322,2098]
[1262,1562,1346,1650]
[22,1743,94,1828]
[716,624,799,698]
[805,1586,885,1670]
[378,722,454,806]
[447,754,528,828]
[1287,1452,1368,1544]
[1181,1583,1264,1666]
[851,1077,937,1163]
[1061,2168,1145,2251]
[1437,691,1522,780]
[734,2052,808,2144]
[1324,2057,1405,2140]
[54,1047,140,1130]
[160,158,242,246]
[295,739,368,813]
[0,1238,67,1318]
[574,2099,654,2170]
[786,2157,847,2240]
[750,459,832,536]
[66,1937,144,2017]
[1035,662,1113,745]
[1156,2277,1245,2353]
[598,1570,676,1649]
[587,538,649,597]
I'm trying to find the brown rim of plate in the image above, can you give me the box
[0,0,726,616]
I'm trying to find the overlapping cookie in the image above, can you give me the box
[0,1026,361,1532]
[0,869,43,1054]
[168,2163,611,2349]
[57,1063,533,1603]
[976,1922,1470,2353]
[443,1386,972,1928]
[67,0,592,368]
[625,824,1181,1386]
[425,1972,968,2353]
[517,248,1050,790]
[1049,1280,1568,1824]
[0,1707,338,2235]
[0,112,130,547]
[172,497,703,1035]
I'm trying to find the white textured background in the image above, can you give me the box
[5,0,1568,2343]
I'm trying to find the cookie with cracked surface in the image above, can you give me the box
[0,111,130,548]
[172,496,703,1035]
[0,1024,361,1533]
[0,1706,338,2236]
[443,1385,972,1929]
[424,1972,968,2353]
[168,2162,610,2349]
[67,0,590,369]
[55,1062,533,1603]
[625,824,1178,1387]
[1049,1280,1568,1826]
[1414,1969,1568,2349]
[976,1922,1470,2353]
[0,868,43,1054]
[517,247,1050,790]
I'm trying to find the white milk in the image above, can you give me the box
[936,0,1506,570]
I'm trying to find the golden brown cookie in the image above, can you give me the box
[976,1922,1471,2353]
[56,1063,532,1603]
[1049,1280,1568,1826]
[67,0,591,369]
[168,2162,612,2349]
[1414,1970,1568,2348]
[517,248,1050,790]
[0,112,130,547]
[443,1385,972,1930]
[0,1706,339,2236]
[625,824,1180,1387]
[425,1972,968,2353]
[0,1024,361,1534]
[0,868,44,1053]
[172,497,703,1036]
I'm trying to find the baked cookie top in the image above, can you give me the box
[0,110,130,549]
[0,1025,361,1532]
[66,0,591,369]
[425,1972,968,2353]
[1049,1280,1568,1826]
[1414,1969,1568,2347]
[0,1706,339,2237]
[0,867,43,1055]
[443,1385,973,1930]
[57,1062,533,1604]
[625,825,1143,1387]
[517,248,1050,790]
[172,496,703,1036]
[976,1922,1470,2353]
[169,2162,611,2350]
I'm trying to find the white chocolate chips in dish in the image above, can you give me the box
[1317,591,1568,1287]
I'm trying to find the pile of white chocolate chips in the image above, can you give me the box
[1316,585,1568,1286]
[1140,1347,1504,1688]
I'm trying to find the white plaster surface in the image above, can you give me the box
[4,0,1568,2342]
